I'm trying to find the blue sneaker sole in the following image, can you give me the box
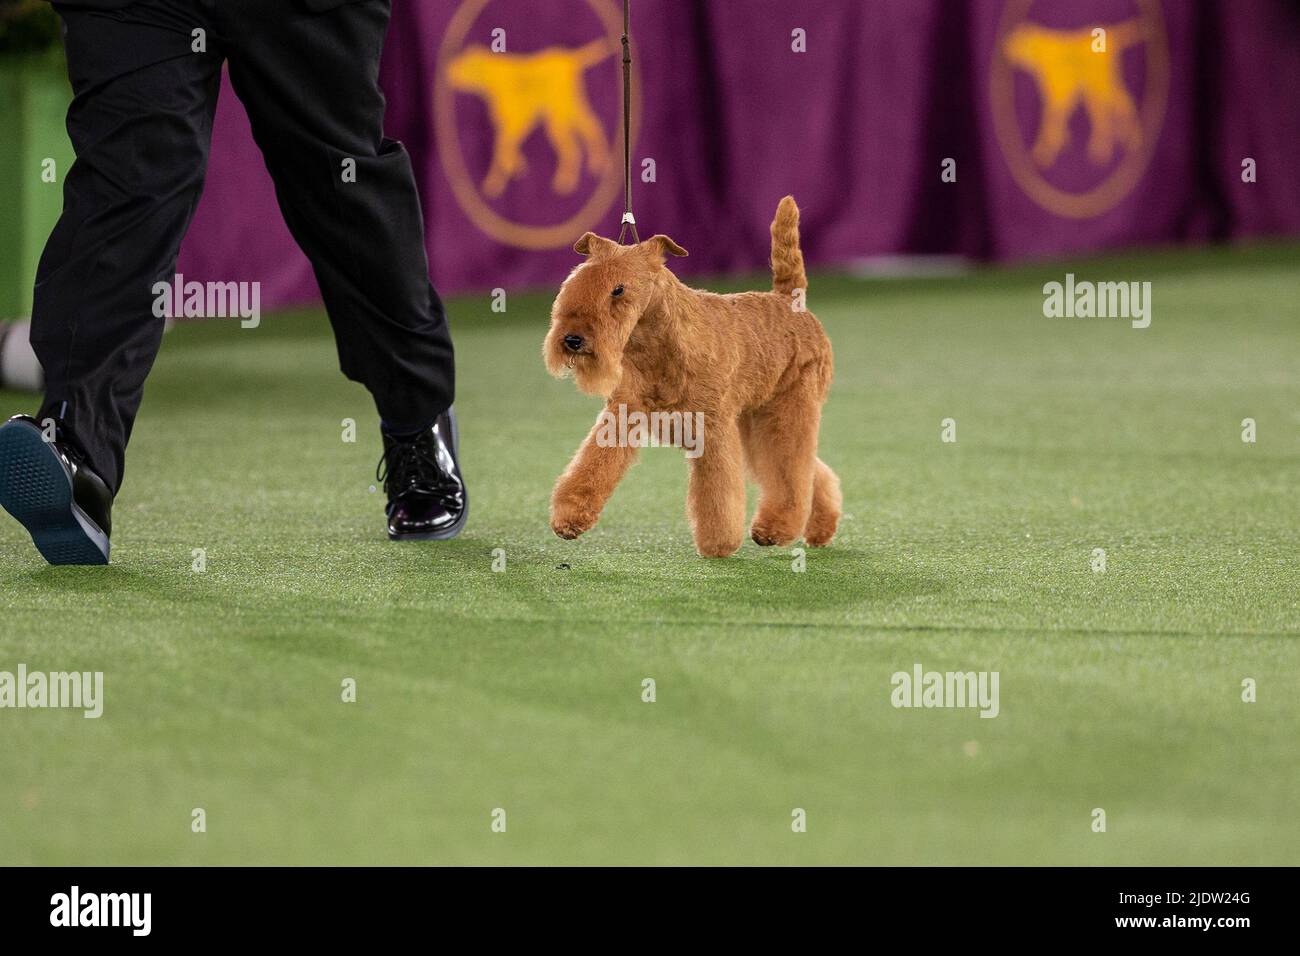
[0,419,110,565]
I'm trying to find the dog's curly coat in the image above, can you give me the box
[543,196,841,557]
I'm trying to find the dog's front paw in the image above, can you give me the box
[694,533,743,558]
[550,499,600,540]
[750,521,799,548]
[804,528,836,548]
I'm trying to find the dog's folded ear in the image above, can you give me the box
[573,232,619,257]
[645,235,688,259]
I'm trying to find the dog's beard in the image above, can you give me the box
[544,327,625,397]
[570,353,623,397]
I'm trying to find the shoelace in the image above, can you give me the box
[375,439,451,497]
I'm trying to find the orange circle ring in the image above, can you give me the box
[434,0,641,249]
[990,0,1170,219]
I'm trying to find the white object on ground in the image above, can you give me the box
[0,319,44,393]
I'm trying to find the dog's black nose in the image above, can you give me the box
[563,334,584,352]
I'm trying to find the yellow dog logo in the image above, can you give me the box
[448,40,614,197]
[989,0,1169,219]
[1002,21,1146,167]
[435,0,632,250]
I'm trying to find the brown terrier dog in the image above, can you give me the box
[543,196,841,557]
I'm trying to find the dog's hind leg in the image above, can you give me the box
[569,104,608,175]
[1031,94,1073,168]
[546,118,583,194]
[687,417,746,558]
[804,458,842,547]
[483,120,531,197]
[741,392,819,548]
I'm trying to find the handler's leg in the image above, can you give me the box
[221,0,454,433]
[0,4,223,564]
[222,0,464,540]
[30,4,224,495]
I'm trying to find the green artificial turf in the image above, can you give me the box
[1,243,1297,865]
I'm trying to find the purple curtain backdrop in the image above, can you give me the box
[175,0,1300,307]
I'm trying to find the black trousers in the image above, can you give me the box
[33,0,455,494]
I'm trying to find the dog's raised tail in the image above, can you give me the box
[770,196,806,297]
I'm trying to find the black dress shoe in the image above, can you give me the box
[377,407,467,541]
[0,415,113,565]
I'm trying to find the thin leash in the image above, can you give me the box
[616,0,639,244]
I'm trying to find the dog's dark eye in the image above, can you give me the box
[611,285,624,297]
